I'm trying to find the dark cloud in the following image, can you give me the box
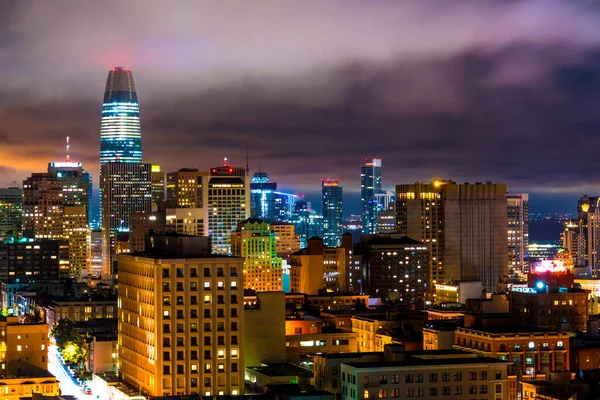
[1,1,600,214]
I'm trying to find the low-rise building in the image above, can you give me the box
[43,295,117,327]
[0,316,50,376]
[423,320,458,351]
[454,326,570,377]
[245,292,286,367]
[434,281,483,304]
[340,352,511,400]
[246,363,314,392]
[0,374,60,399]
[286,329,357,364]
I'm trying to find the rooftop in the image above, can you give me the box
[344,356,509,369]
[246,363,313,378]
[458,325,568,335]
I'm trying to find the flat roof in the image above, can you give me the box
[246,363,313,378]
[457,326,567,335]
[344,356,509,369]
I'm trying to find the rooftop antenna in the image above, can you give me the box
[66,136,70,162]
[9,181,19,189]
[245,141,249,176]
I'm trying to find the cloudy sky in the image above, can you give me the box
[1,1,600,214]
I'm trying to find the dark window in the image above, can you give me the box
[177,365,184,374]
[163,365,170,375]
[191,296,197,305]
[177,310,184,319]
[231,295,238,304]
[163,351,170,361]
[191,337,198,346]
[177,351,184,360]
[204,268,210,277]
[231,309,238,318]
[204,322,211,332]
[163,338,170,347]
[191,310,198,318]
[204,310,211,318]
[191,350,198,360]
[231,267,237,276]
[232,362,238,372]
[191,268,197,277]
[204,337,211,345]
[218,295,224,304]
[163,324,170,333]
[218,336,225,345]
[177,323,184,332]
[177,337,184,346]
[204,350,211,359]
[163,268,170,278]
[218,309,225,318]
[217,267,224,277]
[177,268,184,277]
[176,281,183,291]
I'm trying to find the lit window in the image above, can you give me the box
[231,281,237,288]
[300,341,314,347]
[205,392,211,396]
[232,390,239,395]
[191,364,198,371]
[218,364,224,371]
[218,349,225,359]
[204,295,211,303]
[163,310,169,317]
[364,390,369,399]
[17,346,21,351]
[231,349,238,358]
[41,344,45,351]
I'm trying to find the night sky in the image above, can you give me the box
[1,1,600,215]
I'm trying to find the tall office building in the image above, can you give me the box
[101,162,152,274]
[360,158,382,234]
[0,186,22,240]
[22,173,64,240]
[396,181,508,290]
[152,165,166,206]
[249,172,277,221]
[48,161,91,223]
[0,238,69,281]
[273,192,297,222]
[99,67,142,165]
[507,193,529,273]
[290,200,323,249]
[99,67,143,228]
[206,160,250,255]
[561,219,584,266]
[231,218,283,291]
[117,235,244,397]
[322,178,343,247]
[166,169,208,208]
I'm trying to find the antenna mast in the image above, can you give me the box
[245,141,249,176]
[66,136,70,162]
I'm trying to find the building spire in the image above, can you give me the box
[245,140,249,176]
[66,136,70,162]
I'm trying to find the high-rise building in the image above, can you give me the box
[206,160,250,255]
[290,237,349,294]
[374,190,396,234]
[99,67,143,229]
[322,178,343,247]
[396,181,508,290]
[250,172,276,221]
[117,235,244,397]
[0,186,22,240]
[151,165,166,206]
[166,168,208,208]
[101,162,152,274]
[0,238,69,281]
[273,192,297,222]
[354,235,430,302]
[360,158,382,234]
[507,193,529,273]
[561,219,584,266]
[231,218,283,291]
[22,173,63,240]
[47,161,92,274]
[290,200,323,248]
[99,67,142,165]
[271,223,301,258]
[48,161,92,224]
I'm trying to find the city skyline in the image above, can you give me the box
[1,2,600,215]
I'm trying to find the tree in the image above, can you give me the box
[51,319,75,350]
[23,307,43,323]
[62,334,87,372]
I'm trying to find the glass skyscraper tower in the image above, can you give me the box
[361,158,382,234]
[322,178,343,247]
[100,67,142,164]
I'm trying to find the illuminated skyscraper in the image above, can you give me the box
[0,186,22,240]
[151,165,165,206]
[206,160,250,255]
[99,67,142,228]
[507,193,529,273]
[117,235,244,396]
[322,178,343,247]
[396,181,508,290]
[290,200,323,248]
[360,158,382,234]
[231,218,283,291]
[166,168,208,208]
[99,67,142,165]
[250,171,276,220]
[101,162,152,274]
[22,173,64,240]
